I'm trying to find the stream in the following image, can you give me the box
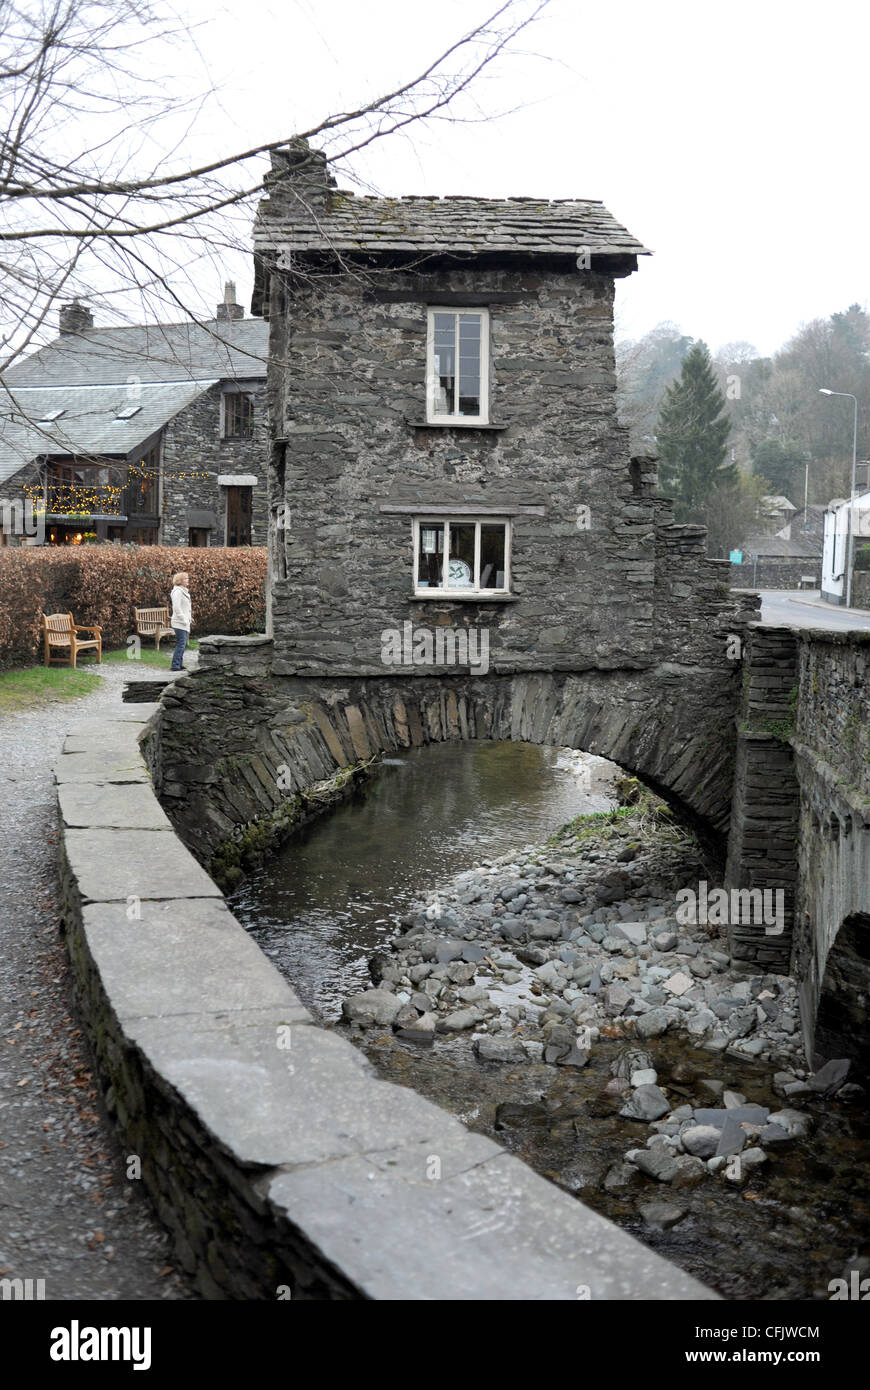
[230,740,870,1302]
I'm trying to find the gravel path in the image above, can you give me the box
[0,662,197,1300]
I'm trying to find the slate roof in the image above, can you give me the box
[742,532,822,558]
[3,317,268,389]
[0,381,215,486]
[255,191,650,262]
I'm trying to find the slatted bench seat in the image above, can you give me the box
[41,612,102,668]
[134,605,175,651]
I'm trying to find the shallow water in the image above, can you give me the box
[232,741,613,1019]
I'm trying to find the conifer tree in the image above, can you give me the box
[656,342,734,518]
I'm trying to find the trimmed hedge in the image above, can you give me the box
[0,546,267,668]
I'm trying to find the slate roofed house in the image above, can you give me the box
[0,284,268,547]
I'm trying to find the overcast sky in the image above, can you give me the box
[139,0,869,354]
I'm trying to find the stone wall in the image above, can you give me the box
[161,383,268,547]
[724,625,870,1066]
[724,627,800,973]
[791,631,870,1064]
[54,697,714,1301]
[730,558,821,590]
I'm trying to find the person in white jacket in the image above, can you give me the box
[169,571,192,671]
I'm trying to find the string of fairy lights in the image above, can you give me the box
[22,461,214,517]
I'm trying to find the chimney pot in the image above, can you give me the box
[216,280,243,321]
[59,299,94,335]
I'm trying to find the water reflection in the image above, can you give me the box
[231,741,614,1019]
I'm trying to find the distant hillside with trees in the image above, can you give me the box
[616,303,870,557]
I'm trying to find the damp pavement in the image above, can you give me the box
[0,660,197,1300]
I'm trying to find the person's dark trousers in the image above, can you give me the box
[170,628,188,671]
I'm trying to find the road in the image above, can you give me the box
[757,589,870,632]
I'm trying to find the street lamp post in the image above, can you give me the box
[819,389,859,607]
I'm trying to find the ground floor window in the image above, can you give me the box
[188,527,210,547]
[414,517,510,594]
[129,527,158,546]
[225,485,252,546]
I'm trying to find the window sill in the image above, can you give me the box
[410,592,516,602]
[409,420,509,432]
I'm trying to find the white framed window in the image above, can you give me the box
[413,517,510,594]
[426,308,489,423]
[221,390,255,439]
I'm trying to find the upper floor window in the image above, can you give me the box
[222,390,255,439]
[426,308,489,423]
[414,517,510,595]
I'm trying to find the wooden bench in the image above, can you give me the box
[134,605,175,651]
[41,612,102,668]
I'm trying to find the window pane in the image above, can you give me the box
[480,523,506,589]
[417,523,444,587]
[446,522,475,588]
[433,314,455,416]
[458,314,481,416]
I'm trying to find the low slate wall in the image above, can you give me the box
[730,558,820,590]
[55,698,714,1301]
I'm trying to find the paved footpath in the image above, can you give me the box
[0,663,196,1300]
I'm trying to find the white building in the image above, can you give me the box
[821,491,870,603]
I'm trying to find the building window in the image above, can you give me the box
[222,391,255,439]
[225,485,252,546]
[414,517,509,594]
[188,527,209,547]
[426,308,489,423]
[126,444,159,514]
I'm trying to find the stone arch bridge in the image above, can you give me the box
[144,621,870,1073]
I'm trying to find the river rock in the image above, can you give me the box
[342,989,402,1027]
[768,1108,813,1138]
[632,1147,681,1182]
[723,1090,746,1108]
[612,1046,655,1079]
[603,1161,639,1192]
[662,971,693,997]
[614,922,647,946]
[635,1007,676,1039]
[809,1058,850,1095]
[759,1123,790,1146]
[652,931,677,952]
[395,1011,438,1042]
[620,1084,670,1121]
[639,1201,686,1228]
[630,1067,658,1087]
[439,1008,484,1032]
[669,1155,707,1188]
[474,1036,527,1063]
[681,1125,722,1159]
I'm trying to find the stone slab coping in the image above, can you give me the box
[55,701,716,1301]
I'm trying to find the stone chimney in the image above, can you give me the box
[58,300,94,335]
[216,281,244,322]
[265,137,334,216]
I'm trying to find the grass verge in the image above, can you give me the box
[0,664,102,712]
